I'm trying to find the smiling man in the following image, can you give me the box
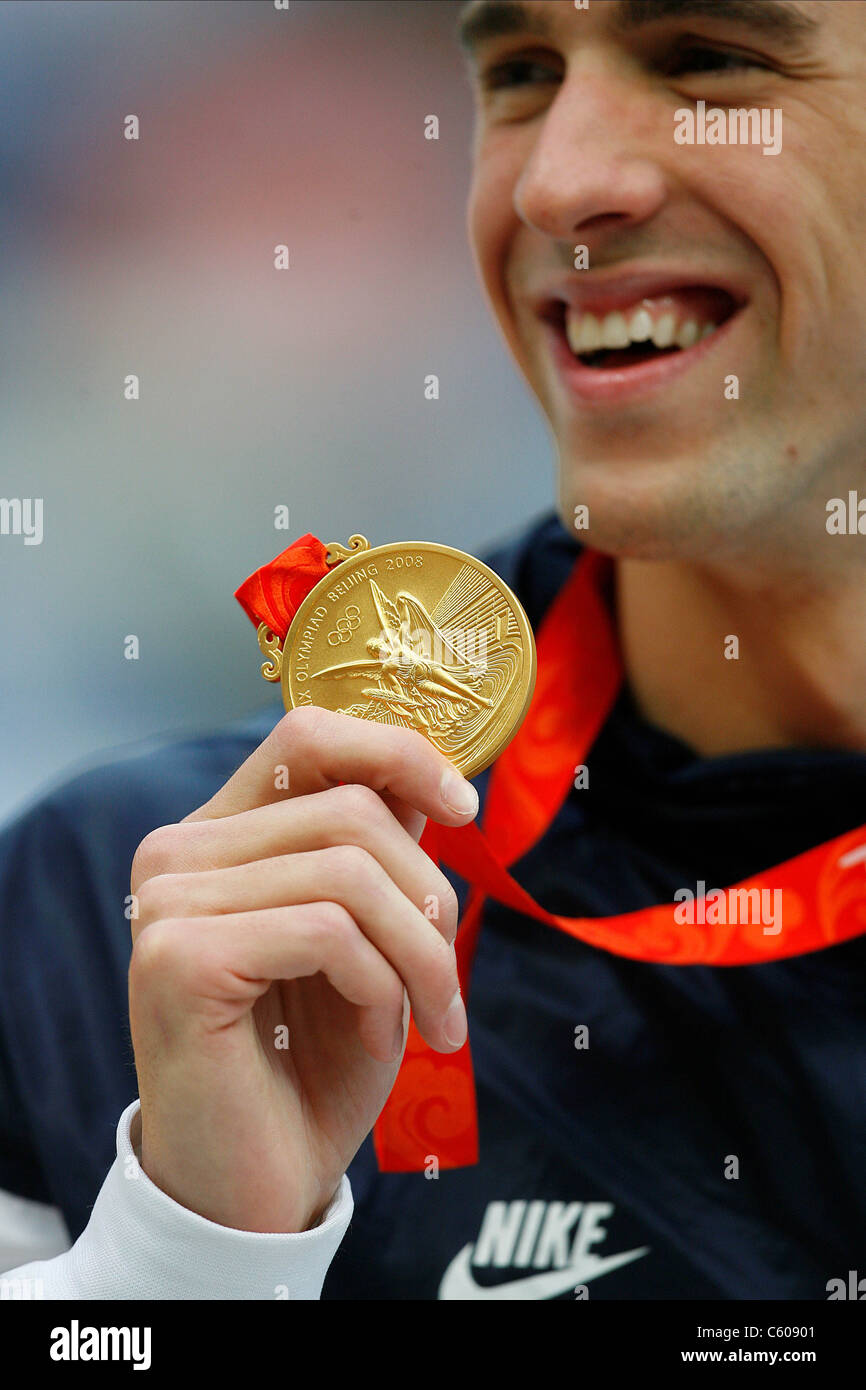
[465,0,866,751]
[1,0,865,1303]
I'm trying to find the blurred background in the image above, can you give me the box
[0,0,554,824]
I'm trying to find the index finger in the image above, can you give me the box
[184,705,479,826]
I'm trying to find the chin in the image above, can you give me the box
[556,478,730,564]
[566,522,687,563]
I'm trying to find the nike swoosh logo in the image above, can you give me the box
[438,1242,650,1300]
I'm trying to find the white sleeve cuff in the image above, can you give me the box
[2,1100,353,1300]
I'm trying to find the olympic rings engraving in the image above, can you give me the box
[327,604,362,645]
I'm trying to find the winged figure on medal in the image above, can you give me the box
[310,580,513,739]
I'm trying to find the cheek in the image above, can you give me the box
[692,125,865,367]
[467,140,522,310]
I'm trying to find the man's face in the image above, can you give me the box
[461,0,866,564]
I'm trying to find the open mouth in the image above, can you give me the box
[543,286,742,372]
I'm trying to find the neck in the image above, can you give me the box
[614,552,866,758]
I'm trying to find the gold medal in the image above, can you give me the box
[256,535,536,778]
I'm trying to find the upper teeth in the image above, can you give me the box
[565,305,718,355]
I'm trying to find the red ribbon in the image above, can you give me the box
[234,533,334,641]
[236,537,866,1174]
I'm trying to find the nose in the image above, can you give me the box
[514,68,669,243]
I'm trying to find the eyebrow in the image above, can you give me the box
[456,0,820,59]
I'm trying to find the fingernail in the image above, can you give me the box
[443,989,468,1048]
[440,770,479,817]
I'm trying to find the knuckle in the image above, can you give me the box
[324,842,378,888]
[310,900,356,948]
[394,723,437,766]
[335,782,388,826]
[381,731,417,778]
[135,872,184,925]
[279,703,328,749]
[131,824,184,889]
[428,932,459,996]
[437,876,460,928]
[129,919,185,983]
[439,884,461,939]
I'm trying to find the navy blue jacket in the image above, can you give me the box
[1,510,864,1299]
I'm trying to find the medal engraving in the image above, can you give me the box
[282,540,536,777]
